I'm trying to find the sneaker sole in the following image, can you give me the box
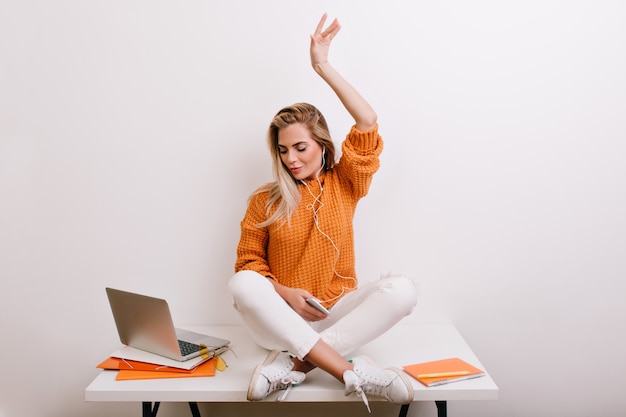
[246,350,282,401]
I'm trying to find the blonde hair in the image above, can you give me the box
[254,103,335,227]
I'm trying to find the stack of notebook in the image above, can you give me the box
[403,357,485,387]
[97,353,224,380]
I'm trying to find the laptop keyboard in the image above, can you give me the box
[178,340,202,356]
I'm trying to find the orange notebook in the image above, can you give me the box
[98,357,196,373]
[116,358,216,380]
[403,357,485,387]
[97,356,217,380]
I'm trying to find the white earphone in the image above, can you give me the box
[300,163,357,304]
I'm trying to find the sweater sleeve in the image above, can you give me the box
[336,124,383,199]
[234,192,275,279]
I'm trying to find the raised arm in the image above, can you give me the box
[310,14,377,132]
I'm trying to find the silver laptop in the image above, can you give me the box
[106,287,230,362]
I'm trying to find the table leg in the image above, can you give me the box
[188,402,202,417]
[142,402,160,417]
[141,402,201,417]
[399,401,447,417]
[435,400,447,417]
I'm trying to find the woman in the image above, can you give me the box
[229,14,418,410]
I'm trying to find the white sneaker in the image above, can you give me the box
[344,356,414,412]
[247,350,306,401]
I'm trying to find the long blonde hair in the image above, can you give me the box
[254,103,336,227]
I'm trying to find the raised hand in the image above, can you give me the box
[309,13,377,131]
[310,13,341,69]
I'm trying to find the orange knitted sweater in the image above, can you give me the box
[235,125,383,308]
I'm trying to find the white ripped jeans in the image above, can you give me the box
[228,270,418,360]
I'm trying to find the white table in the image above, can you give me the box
[85,324,498,417]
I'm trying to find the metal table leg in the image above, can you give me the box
[436,400,447,417]
[141,401,201,417]
[142,402,159,417]
[188,402,202,417]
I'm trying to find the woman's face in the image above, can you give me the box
[277,123,324,181]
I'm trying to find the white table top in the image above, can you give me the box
[85,323,498,403]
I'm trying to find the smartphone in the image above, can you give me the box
[306,297,330,316]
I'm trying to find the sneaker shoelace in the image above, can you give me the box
[352,379,372,413]
[275,372,304,402]
[354,378,386,413]
[351,373,391,413]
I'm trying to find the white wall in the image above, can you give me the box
[1,1,625,416]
